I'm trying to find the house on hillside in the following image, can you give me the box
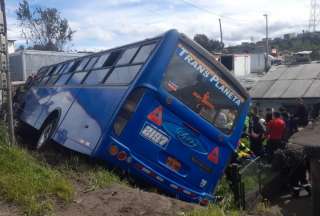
[250,63,320,116]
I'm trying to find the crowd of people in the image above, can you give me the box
[245,98,310,161]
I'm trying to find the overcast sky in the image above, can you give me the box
[6,0,311,51]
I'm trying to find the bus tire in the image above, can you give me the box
[36,116,58,151]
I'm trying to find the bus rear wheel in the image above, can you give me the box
[36,117,58,151]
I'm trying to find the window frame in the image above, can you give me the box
[36,38,159,87]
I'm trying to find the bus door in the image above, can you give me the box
[110,42,246,198]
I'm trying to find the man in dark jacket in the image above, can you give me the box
[294,98,308,127]
[249,107,265,157]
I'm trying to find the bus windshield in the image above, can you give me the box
[162,43,244,134]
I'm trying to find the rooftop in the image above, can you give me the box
[250,62,320,99]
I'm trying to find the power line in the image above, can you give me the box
[178,0,253,24]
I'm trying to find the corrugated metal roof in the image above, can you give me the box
[249,80,275,98]
[263,80,292,98]
[305,80,320,98]
[281,80,313,98]
[250,62,320,99]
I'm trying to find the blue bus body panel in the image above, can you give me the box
[52,87,128,155]
[20,87,55,128]
[34,88,80,129]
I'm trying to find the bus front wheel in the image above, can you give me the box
[36,117,58,151]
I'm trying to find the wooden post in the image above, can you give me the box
[310,159,320,216]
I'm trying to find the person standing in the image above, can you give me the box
[266,111,286,161]
[249,107,265,157]
[294,98,308,127]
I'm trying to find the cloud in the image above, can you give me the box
[6,0,311,50]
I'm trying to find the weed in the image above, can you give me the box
[0,125,74,215]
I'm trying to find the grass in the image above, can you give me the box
[186,204,240,216]
[53,150,125,192]
[0,125,74,215]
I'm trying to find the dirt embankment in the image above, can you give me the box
[57,184,196,216]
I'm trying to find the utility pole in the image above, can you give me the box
[0,0,15,145]
[263,14,269,72]
[309,0,320,32]
[219,18,223,51]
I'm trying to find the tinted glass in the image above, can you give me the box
[85,56,99,70]
[162,44,243,134]
[84,68,110,85]
[62,62,75,74]
[45,67,55,76]
[38,67,48,76]
[116,47,139,65]
[55,74,71,85]
[68,72,87,85]
[104,50,122,67]
[93,53,110,69]
[47,75,59,85]
[40,76,49,85]
[52,64,64,75]
[75,58,90,71]
[105,65,141,85]
[132,43,156,63]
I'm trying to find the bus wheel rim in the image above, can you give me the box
[37,122,53,149]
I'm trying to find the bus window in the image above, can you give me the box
[93,53,110,69]
[61,61,75,74]
[68,72,88,85]
[40,76,50,85]
[47,75,60,85]
[84,56,99,70]
[45,66,55,76]
[132,43,156,63]
[116,47,139,66]
[52,64,64,75]
[75,58,90,72]
[55,74,71,86]
[84,68,110,85]
[162,44,242,134]
[104,50,122,67]
[104,65,141,85]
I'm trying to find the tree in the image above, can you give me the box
[16,0,75,51]
[193,34,223,52]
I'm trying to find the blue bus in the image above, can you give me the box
[18,29,250,205]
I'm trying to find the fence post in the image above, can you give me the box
[0,0,15,145]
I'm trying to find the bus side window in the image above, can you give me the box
[84,68,110,85]
[116,47,139,66]
[55,74,72,86]
[62,61,75,74]
[68,72,88,85]
[47,75,60,86]
[104,65,141,85]
[51,64,64,75]
[40,76,50,85]
[93,53,110,69]
[75,57,90,72]
[132,43,156,63]
[84,56,99,70]
[104,50,123,67]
